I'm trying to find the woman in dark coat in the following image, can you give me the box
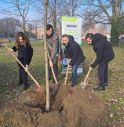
[11,32,32,90]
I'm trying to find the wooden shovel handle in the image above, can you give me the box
[64,59,71,85]
[47,53,58,84]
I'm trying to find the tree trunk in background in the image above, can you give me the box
[22,18,26,32]
[111,17,119,46]
[111,0,121,46]
[52,0,57,31]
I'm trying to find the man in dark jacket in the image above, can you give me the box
[62,34,85,87]
[85,33,115,91]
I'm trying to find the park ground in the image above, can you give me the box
[0,40,124,126]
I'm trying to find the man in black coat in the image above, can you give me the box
[62,34,85,87]
[85,33,115,91]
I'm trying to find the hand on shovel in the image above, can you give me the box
[7,48,14,55]
[49,59,53,67]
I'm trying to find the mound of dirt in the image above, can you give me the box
[0,85,108,127]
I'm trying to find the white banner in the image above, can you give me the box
[61,16,82,45]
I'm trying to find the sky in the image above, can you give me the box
[0,0,42,21]
[0,1,8,18]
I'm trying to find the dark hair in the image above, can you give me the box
[85,33,93,39]
[47,24,53,30]
[62,34,69,38]
[15,31,30,47]
[46,24,54,38]
[68,35,74,42]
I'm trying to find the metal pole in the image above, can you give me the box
[44,0,50,111]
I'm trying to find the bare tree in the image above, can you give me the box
[33,0,84,32]
[82,0,124,45]
[0,18,19,37]
[4,0,34,32]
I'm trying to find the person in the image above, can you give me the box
[11,32,32,90]
[85,33,115,91]
[62,34,85,87]
[46,24,60,83]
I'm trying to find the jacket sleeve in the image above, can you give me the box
[91,43,104,68]
[69,43,79,66]
[24,45,29,65]
[12,45,17,52]
[50,38,59,61]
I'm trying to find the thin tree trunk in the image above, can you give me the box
[44,0,50,111]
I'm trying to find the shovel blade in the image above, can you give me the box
[81,82,87,89]
[34,85,44,92]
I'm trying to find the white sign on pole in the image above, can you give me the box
[61,16,82,45]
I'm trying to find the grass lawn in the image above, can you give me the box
[0,40,124,125]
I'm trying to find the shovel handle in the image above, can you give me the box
[47,53,58,84]
[64,59,71,85]
[80,56,96,89]
[80,68,92,89]
[51,67,58,84]
[83,68,92,84]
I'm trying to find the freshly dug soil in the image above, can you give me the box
[0,84,108,127]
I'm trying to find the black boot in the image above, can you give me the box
[104,83,108,87]
[18,83,23,87]
[93,85,105,91]
[23,85,28,90]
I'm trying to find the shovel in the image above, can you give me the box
[80,67,92,89]
[47,53,58,84]
[64,59,71,85]
[5,45,43,92]
[80,57,95,89]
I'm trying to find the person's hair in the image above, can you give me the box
[46,24,54,38]
[62,34,69,38]
[15,32,30,47]
[85,33,93,39]
[68,35,74,42]
[46,24,53,31]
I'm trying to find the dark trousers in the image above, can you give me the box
[19,65,28,87]
[98,62,108,87]
[71,64,78,85]
[48,64,58,82]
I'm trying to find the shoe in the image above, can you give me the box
[23,85,28,90]
[71,84,77,87]
[18,83,23,86]
[95,83,100,86]
[93,86,105,91]
[104,83,108,87]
